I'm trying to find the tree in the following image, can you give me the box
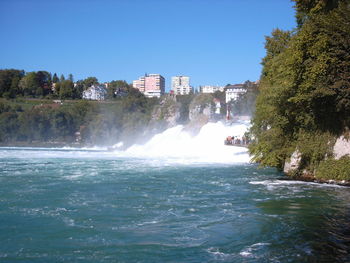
[0,69,25,97]
[36,71,52,97]
[249,0,350,170]
[82,77,98,89]
[19,72,40,96]
[261,28,292,72]
[68,73,74,82]
[18,71,52,97]
[72,80,84,99]
[293,0,341,27]
[107,80,130,99]
[60,74,65,82]
[59,80,74,99]
[52,73,59,83]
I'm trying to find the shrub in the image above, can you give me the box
[315,156,350,181]
[296,130,335,171]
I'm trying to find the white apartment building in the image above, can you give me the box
[225,84,246,103]
[82,85,107,101]
[200,85,224,94]
[171,76,193,95]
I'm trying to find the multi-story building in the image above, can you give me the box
[224,84,246,103]
[200,85,224,94]
[133,74,165,98]
[82,85,107,101]
[132,77,145,93]
[171,76,193,95]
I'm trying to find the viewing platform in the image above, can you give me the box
[224,136,250,148]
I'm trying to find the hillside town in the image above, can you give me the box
[81,73,258,104]
[0,68,259,147]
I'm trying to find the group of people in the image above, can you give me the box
[224,136,250,146]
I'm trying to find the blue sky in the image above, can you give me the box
[0,0,296,91]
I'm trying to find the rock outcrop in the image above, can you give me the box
[283,149,302,174]
[333,135,350,159]
[284,134,350,179]
[150,95,181,128]
[188,94,214,121]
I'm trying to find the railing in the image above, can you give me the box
[224,137,250,147]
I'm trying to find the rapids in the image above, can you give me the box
[122,121,251,164]
[1,121,349,262]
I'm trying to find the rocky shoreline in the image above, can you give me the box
[283,134,350,187]
[288,174,350,187]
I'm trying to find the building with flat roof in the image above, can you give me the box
[200,85,224,94]
[171,76,193,95]
[133,74,165,98]
[224,84,246,103]
[132,77,145,93]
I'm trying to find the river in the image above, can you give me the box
[0,122,349,262]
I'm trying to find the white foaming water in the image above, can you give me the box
[0,121,251,164]
[120,121,251,164]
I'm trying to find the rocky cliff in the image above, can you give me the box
[284,133,350,183]
[333,136,350,160]
[188,94,214,121]
[149,95,181,129]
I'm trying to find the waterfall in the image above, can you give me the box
[119,121,251,164]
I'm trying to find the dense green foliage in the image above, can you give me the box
[0,69,25,98]
[295,131,335,171]
[107,80,130,99]
[315,156,350,181]
[249,0,350,174]
[0,70,111,100]
[0,88,159,146]
[19,71,52,97]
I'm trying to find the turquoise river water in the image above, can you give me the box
[0,145,349,263]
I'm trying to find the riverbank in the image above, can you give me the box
[0,141,84,148]
[288,173,350,187]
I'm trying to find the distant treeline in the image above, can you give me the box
[0,90,158,146]
[0,69,131,100]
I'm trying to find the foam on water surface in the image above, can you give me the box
[122,121,251,164]
[0,121,251,164]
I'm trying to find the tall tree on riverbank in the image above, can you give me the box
[249,0,350,169]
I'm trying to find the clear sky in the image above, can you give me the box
[0,0,296,91]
